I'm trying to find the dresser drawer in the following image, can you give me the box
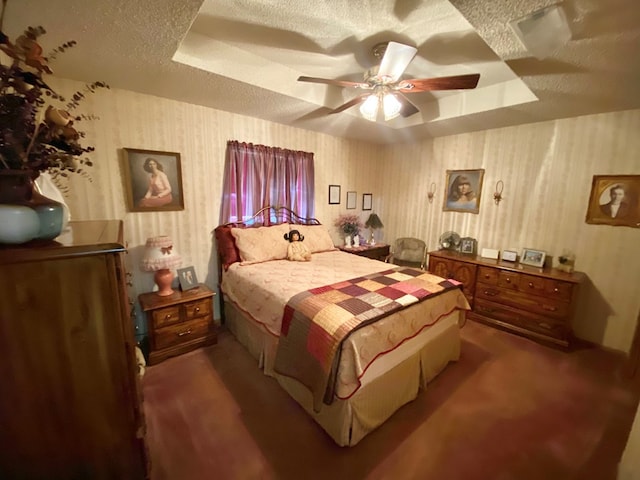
[474,299,569,340]
[544,280,574,302]
[478,266,499,285]
[184,298,212,320]
[154,316,212,350]
[152,305,181,328]
[497,271,520,291]
[476,283,570,319]
[518,274,545,295]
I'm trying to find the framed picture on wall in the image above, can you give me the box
[346,191,357,209]
[443,169,485,214]
[363,193,373,211]
[585,175,640,228]
[329,184,341,204]
[122,148,184,212]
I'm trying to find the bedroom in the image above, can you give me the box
[1,0,639,478]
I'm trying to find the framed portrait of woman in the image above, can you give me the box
[122,148,184,212]
[443,169,485,214]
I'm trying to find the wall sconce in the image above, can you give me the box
[494,180,504,205]
[427,183,436,203]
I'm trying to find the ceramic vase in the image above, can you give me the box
[344,235,352,248]
[0,170,64,244]
[353,235,360,247]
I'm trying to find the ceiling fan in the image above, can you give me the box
[298,41,480,121]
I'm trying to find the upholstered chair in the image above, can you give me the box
[386,237,427,269]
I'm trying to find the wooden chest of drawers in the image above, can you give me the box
[139,284,216,364]
[428,250,585,348]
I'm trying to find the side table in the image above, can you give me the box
[139,284,217,365]
[338,243,390,261]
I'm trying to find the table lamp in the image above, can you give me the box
[365,213,384,245]
[141,235,182,296]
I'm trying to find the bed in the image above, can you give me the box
[215,206,470,446]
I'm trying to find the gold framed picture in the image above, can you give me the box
[122,148,184,212]
[585,175,640,228]
[443,169,484,214]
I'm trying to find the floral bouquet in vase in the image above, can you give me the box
[334,213,363,247]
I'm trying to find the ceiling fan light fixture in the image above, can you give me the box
[360,94,379,121]
[383,93,401,121]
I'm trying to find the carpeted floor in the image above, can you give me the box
[142,320,639,480]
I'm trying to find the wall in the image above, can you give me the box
[49,78,384,336]
[382,110,640,353]
[51,77,639,352]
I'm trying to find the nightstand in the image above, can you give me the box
[338,243,390,261]
[139,284,217,365]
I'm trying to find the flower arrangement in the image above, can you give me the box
[334,213,363,237]
[0,13,108,181]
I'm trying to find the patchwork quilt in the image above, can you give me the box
[273,266,465,411]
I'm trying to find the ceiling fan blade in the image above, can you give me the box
[396,94,420,118]
[329,94,371,114]
[397,73,480,93]
[377,41,418,82]
[297,76,369,89]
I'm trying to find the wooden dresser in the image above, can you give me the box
[428,250,585,348]
[0,221,149,479]
[139,285,216,365]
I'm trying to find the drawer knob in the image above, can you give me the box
[177,329,192,337]
[194,307,200,313]
[528,282,534,288]
[505,278,511,283]
[484,274,490,279]
[554,287,559,293]
[165,314,172,320]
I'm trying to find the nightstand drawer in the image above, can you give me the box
[154,316,212,350]
[152,305,181,328]
[184,298,212,320]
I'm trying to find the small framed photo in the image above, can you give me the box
[329,185,341,205]
[443,169,485,214]
[585,175,640,228]
[501,250,518,262]
[177,266,198,291]
[346,191,357,209]
[521,248,546,268]
[460,237,477,255]
[122,148,184,212]
[363,193,373,211]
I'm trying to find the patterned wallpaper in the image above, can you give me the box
[51,78,639,353]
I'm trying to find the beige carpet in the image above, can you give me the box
[142,320,640,480]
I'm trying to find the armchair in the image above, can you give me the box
[386,237,427,270]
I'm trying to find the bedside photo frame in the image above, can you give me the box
[177,266,198,291]
[521,248,546,267]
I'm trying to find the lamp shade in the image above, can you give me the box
[141,235,182,296]
[365,213,384,230]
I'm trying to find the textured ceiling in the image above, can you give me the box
[5,0,640,144]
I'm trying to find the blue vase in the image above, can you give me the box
[0,170,64,244]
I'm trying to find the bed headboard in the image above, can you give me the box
[224,205,321,228]
[214,205,321,280]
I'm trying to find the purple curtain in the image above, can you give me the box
[220,140,315,223]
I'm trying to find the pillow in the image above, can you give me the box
[231,223,290,264]
[214,225,241,271]
[292,224,336,253]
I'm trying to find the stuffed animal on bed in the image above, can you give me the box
[284,229,312,262]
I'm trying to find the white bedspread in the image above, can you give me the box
[221,250,394,336]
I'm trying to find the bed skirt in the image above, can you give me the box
[223,298,462,446]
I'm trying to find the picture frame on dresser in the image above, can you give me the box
[177,266,198,291]
[521,248,546,267]
[122,148,184,212]
[585,174,640,228]
[460,237,477,255]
